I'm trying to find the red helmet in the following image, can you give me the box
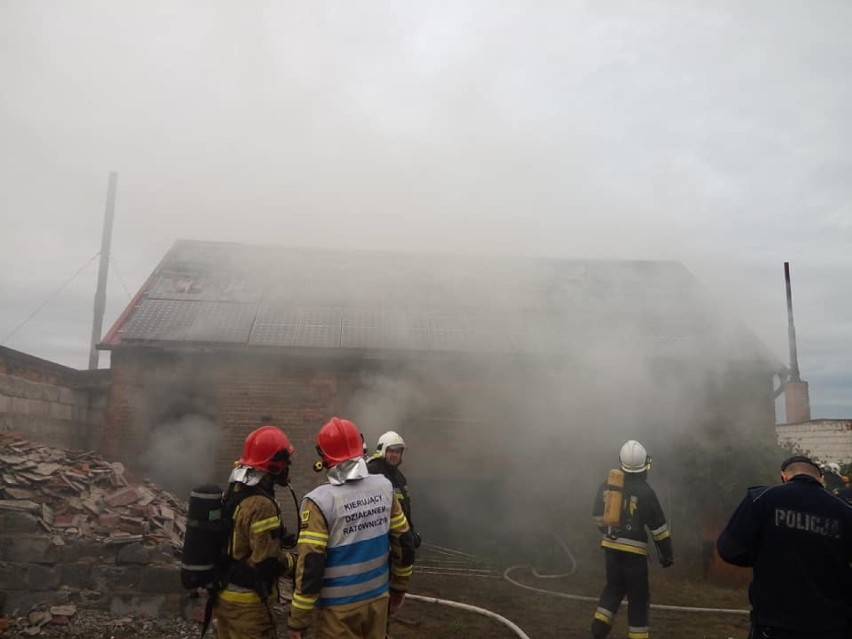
[240,425,295,475]
[316,417,364,468]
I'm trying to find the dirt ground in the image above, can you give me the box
[391,566,751,639]
[2,556,752,639]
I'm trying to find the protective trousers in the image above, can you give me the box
[214,599,276,639]
[314,595,389,639]
[591,549,650,639]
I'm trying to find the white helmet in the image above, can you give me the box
[619,440,650,473]
[827,462,841,475]
[376,431,406,458]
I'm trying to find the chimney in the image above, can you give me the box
[782,262,811,423]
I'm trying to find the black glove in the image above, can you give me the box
[413,532,422,549]
[660,556,674,568]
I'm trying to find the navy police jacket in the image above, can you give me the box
[716,474,852,632]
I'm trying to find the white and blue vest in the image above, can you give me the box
[306,474,395,607]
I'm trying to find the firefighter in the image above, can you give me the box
[590,440,673,639]
[717,455,852,638]
[214,424,297,639]
[367,431,421,548]
[287,417,416,639]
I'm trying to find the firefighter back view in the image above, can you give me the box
[590,440,673,639]
[214,425,297,639]
[287,417,416,639]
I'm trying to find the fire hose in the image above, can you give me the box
[502,533,749,615]
[404,594,531,639]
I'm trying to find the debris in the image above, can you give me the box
[0,499,40,513]
[48,606,76,617]
[0,433,186,551]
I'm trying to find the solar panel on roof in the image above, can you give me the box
[341,327,384,349]
[122,299,200,341]
[384,328,430,351]
[298,308,342,326]
[255,302,299,325]
[185,302,255,343]
[342,308,382,328]
[295,324,341,348]
[249,323,297,347]
[428,330,467,352]
[101,240,778,365]
[425,314,467,332]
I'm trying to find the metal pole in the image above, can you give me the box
[783,262,800,382]
[88,171,117,370]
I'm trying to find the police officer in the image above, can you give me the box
[590,440,673,639]
[717,455,852,638]
[367,430,421,548]
[287,417,416,639]
[214,424,297,639]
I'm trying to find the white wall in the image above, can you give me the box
[776,419,852,464]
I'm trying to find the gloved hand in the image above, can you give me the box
[413,532,422,548]
[660,556,674,568]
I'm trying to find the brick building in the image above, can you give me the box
[98,240,784,549]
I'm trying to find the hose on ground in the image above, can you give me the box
[405,593,531,639]
[503,565,749,615]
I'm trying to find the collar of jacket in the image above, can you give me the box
[327,457,370,485]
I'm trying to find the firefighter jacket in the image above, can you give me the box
[367,456,417,540]
[287,473,415,631]
[593,472,673,561]
[219,486,295,605]
[716,474,852,633]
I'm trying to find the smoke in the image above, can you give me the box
[335,257,787,570]
[135,370,221,497]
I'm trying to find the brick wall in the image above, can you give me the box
[776,419,852,463]
[0,510,184,616]
[0,347,110,450]
[102,348,353,499]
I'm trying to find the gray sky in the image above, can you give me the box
[1,1,850,417]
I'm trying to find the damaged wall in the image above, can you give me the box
[0,347,109,450]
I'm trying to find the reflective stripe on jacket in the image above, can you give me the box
[220,491,293,603]
[592,473,673,560]
[288,474,413,630]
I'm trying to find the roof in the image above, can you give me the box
[101,240,781,367]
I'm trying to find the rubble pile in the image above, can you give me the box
[0,433,187,551]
